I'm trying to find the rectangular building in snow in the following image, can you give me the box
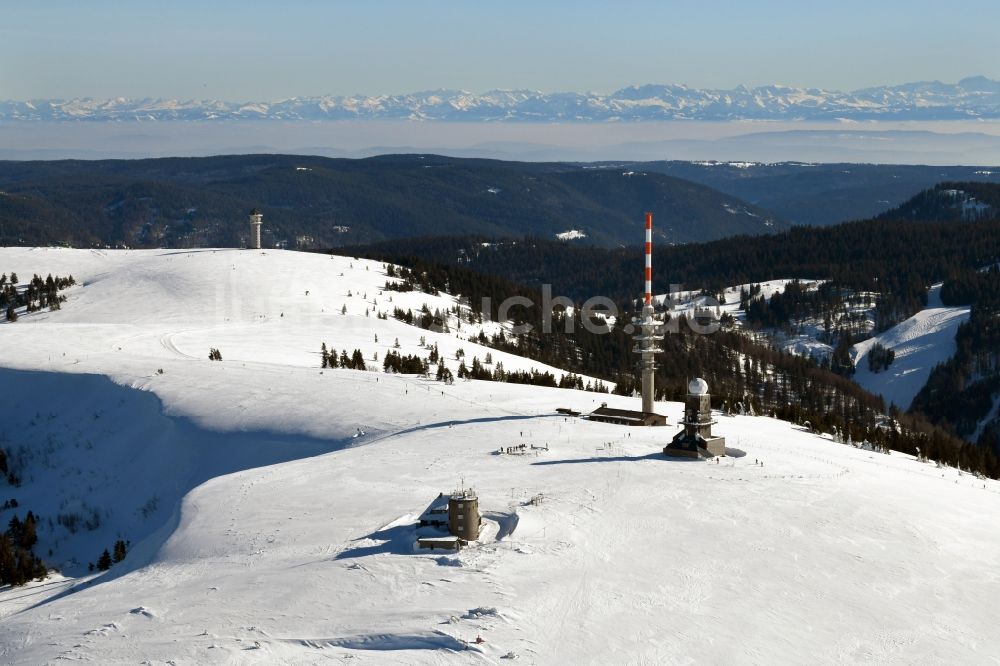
[588,404,667,427]
[417,535,463,551]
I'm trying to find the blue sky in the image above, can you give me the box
[3,0,998,100]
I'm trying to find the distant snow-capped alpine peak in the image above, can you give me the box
[4,77,1000,122]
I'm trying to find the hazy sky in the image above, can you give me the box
[4,0,999,100]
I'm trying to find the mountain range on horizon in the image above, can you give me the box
[5,76,1000,122]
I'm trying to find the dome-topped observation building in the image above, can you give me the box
[664,377,727,458]
[687,377,709,396]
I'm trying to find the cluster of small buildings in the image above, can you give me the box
[349,213,734,574]
[578,213,727,458]
[584,377,726,458]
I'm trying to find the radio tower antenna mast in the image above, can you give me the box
[633,212,664,414]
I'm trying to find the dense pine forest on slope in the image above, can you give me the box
[911,266,1000,456]
[631,162,1000,226]
[342,183,1000,469]
[330,252,999,479]
[4,155,1000,250]
[877,181,1000,222]
[346,210,1000,327]
[5,155,999,250]
[0,154,781,248]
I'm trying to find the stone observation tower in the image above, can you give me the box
[248,208,263,250]
[632,212,665,415]
[448,489,480,541]
[664,377,727,458]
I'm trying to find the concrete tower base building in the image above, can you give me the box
[248,208,263,250]
[664,378,727,458]
[585,212,668,428]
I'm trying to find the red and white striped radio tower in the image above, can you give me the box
[632,212,664,415]
[644,211,653,305]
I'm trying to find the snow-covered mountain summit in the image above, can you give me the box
[0,248,998,664]
[5,77,1000,122]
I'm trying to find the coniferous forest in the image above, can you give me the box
[346,183,1000,316]
[327,250,999,479]
[331,185,1000,478]
[0,510,47,587]
[0,272,75,322]
[912,265,1000,456]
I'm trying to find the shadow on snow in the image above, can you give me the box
[0,368,356,612]
[531,451,699,466]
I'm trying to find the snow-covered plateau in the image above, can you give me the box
[0,248,998,665]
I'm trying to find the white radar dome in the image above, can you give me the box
[688,377,709,396]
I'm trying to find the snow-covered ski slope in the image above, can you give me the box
[852,284,971,410]
[0,248,999,665]
[667,278,971,412]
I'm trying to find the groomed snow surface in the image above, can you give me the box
[0,249,998,664]
[852,284,971,410]
[666,279,972,412]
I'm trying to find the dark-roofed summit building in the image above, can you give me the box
[588,403,667,427]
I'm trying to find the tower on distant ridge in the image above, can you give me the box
[248,208,263,250]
